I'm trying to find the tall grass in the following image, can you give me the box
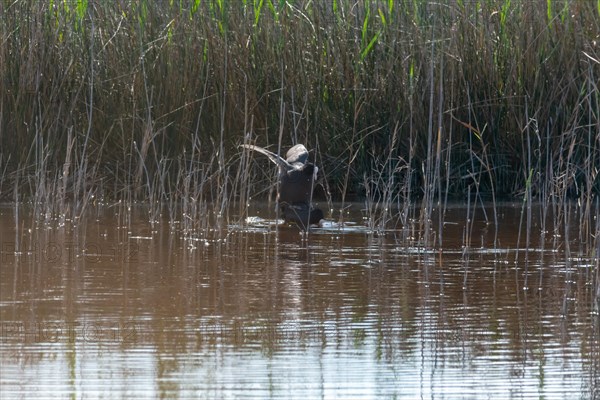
[0,1,598,242]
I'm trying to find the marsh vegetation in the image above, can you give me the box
[0,0,598,246]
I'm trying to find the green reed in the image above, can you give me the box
[0,0,598,249]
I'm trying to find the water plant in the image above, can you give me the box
[0,0,597,253]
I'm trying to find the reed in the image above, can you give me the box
[0,0,597,249]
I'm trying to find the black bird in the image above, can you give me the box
[241,143,324,229]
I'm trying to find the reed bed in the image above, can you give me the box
[0,1,598,251]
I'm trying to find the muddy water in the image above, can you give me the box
[0,203,598,399]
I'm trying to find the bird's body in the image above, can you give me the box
[241,144,323,229]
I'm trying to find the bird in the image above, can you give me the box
[241,143,324,229]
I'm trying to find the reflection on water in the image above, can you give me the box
[0,203,598,399]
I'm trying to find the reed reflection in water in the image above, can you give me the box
[0,203,598,399]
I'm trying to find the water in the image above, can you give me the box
[1,203,598,399]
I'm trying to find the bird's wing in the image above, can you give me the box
[240,144,294,171]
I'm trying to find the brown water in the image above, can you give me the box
[1,203,598,399]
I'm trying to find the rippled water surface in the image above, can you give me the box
[1,203,598,399]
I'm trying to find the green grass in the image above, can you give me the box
[0,0,598,215]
